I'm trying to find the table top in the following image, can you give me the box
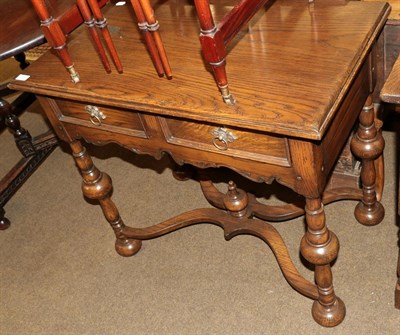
[9,0,389,140]
[381,56,400,104]
[364,0,400,23]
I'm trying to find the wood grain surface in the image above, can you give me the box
[381,56,400,104]
[9,0,389,139]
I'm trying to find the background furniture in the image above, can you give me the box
[366,0,400,83]
[363,0,400,108]
[368,0,400,310]
[0,0,107,229]
[381,55,400,309]
[9,0,389,327]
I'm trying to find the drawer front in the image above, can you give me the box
[54,98,148,138]
[159,117,291,167]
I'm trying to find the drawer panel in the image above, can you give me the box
[54,98,148,138]
[159,117,291,167]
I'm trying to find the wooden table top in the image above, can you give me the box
[9,0,390,140]
[381,56,400,104]
[364,0,400,23]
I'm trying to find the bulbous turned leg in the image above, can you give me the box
[69,140,141,256]
[350,95,385,226]
[300,198,345,327]
[223,181,249,218]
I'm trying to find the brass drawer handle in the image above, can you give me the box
[85,105,106,126]
[211,127,237,151]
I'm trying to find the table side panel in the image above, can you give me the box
[320,51,371,173]
[49,96,292,169]
[44,95,298,187]
[63,121,297,186]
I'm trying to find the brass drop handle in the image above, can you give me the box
[85,105,106,126]
[211,127,237,151]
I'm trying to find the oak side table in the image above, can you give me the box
[9,0,390,327]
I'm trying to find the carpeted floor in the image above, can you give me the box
[1,49,400,335]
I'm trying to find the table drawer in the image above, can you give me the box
[159,117,291,167]
[54,98,148,138]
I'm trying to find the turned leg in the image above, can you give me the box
[69,140,141,256]
[0,98,35,230]
[14,52,30,70]
[0,99,36,158]
[0,100,10,229]
[300,198,345,327]
[350,95,385,226]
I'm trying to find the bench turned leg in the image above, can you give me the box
[69,140,142,256]
[350,95,385,226]
[300,198,345,327]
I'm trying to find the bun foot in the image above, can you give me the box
[354,201,385,226]
[312,297,346,327]
[115,238,142,257]
[0,217,11,230]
